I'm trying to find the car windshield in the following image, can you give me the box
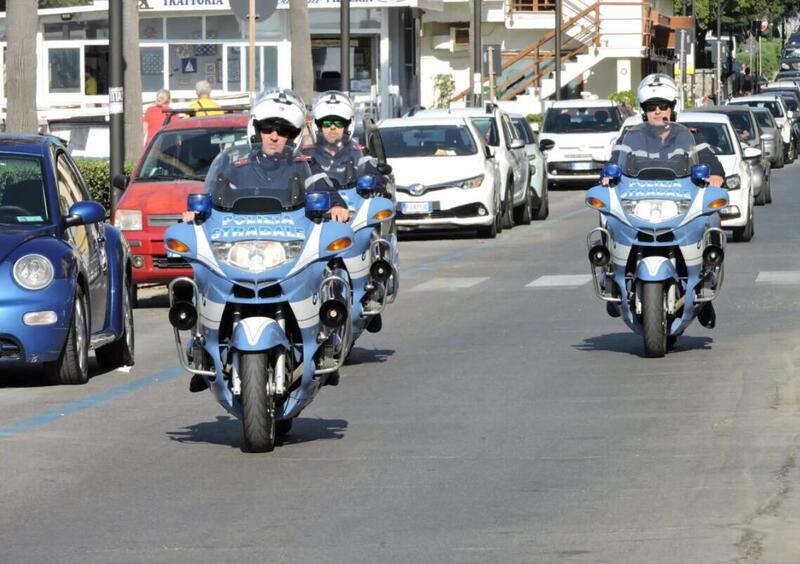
[613,125,698,178]
[0,155,49,226]
[681,122,736,155]
[783,47,800,58]
[468,117,500,147]
[511,117,536,144]
[205,144,306,213]
[542,107,621,134]
[780,95,799,111]
[731,100,783,118]
[380,125,478,158]
[752,109,775,129]
[137,127,248,181]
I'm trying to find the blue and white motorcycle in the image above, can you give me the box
[163,158,390,453]
[338,168,399,343]
[585,142,729,357]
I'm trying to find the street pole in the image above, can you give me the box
[341,0,350,94]
[248,0,256,103]
[555,0,562,100]
[715,0,722,103]
[472,0,482,106]
[109,0,123,213]
[488,46,496,102]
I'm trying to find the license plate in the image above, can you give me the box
[573,162,595,170]
[401,201,433,214]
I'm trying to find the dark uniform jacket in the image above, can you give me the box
[303,140,390,192]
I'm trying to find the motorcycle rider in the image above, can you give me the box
[183,89,349,224]
[304,90,389,191]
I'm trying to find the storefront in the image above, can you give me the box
[0,0,442,119]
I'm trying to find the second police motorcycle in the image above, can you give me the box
[164,90,397,452]
[585,122,729,357]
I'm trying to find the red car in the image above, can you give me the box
[112,114,249,304]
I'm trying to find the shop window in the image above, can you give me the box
[312,37,374,93]
[44,22,87,40]
[141,47,165,92]
[140,18,164,40]
[227,46,277,92]
[206,15,241,40]
[86,20,109,40]
[84,45,109,95]
[166,17,202,40]
[169,44,221,92]
[309,9,382,32]
[48,48,81,93]
[226,46,241,91]
[255,14,284,40]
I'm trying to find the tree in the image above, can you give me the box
[122,0,144,164]
[5,0,39,133]
[289,0,314,105]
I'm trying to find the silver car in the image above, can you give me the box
[510,114,550,220]
[751,106,785,169]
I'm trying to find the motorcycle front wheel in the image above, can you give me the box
[240,352,276,453]
[642,282,667,358]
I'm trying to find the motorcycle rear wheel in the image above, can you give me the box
[240,352,275,453]
[642,282,667,358]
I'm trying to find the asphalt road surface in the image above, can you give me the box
[2,166,800,564]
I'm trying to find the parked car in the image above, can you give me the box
[539,99,625,188]
[112,113,249,304]
[412,104,531,227]
[750,106,785,169]
[0,135,134,383]
[377,116,503,238]
[780,45,800,72]
[509,113,550,220]
[679,111,759,241]
[726,95,795,163]
[759,87,800,147]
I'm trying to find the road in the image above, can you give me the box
[2,166,800,564]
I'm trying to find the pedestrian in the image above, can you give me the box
[742,66,754,96]
[143,88,172,145]
[85,70,98,96]
[189,80,223,116]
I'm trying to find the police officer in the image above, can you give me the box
[304,90,387,190]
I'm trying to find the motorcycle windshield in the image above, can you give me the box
[205,144,305,213]
[613,124,698,180]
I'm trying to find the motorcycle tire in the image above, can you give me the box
[642,281,667,358]
[240,352,275,453]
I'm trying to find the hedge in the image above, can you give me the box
[74,159,134,211]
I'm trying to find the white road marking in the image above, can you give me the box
[526,274,592,288]
[756,271,800,284]
[409,277,489,292]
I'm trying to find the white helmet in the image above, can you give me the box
[248,88,307,150]
[312,90,355,135]
[637,73,679,119]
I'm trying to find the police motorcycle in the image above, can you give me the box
[585,130,729,358]
[163,143,384,453]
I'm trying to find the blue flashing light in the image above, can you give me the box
[357,175,377,190]
[187,193,212,216]
[305,191,331,213]
[601,163,622,179]
[691,164,711,182]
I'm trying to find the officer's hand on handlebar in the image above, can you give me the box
[328,205,350,223]
[181,211,196,223]
[708,175,724,187]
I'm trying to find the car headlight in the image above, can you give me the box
[13,254,54,290]
[621,199,690,223]
[114,209,143,231]
[458,174,485,189]
[211,240,303,272]
[725,174,741,190]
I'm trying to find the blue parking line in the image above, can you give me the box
[0,365,185,439]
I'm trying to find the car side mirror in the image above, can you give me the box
[65,201,106,227]
[743,146,762,159]
[111,173,129,191]
[509,139,525,150]
[539,138,555,152]
[484,145,495,159]
[789,110,795,120]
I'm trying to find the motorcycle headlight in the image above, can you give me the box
[114,209,143,231]
[212,240,303,272]
[725,174,741,190]
[13,254,54,290]
[621,199,690,223]
[458,174,485,189]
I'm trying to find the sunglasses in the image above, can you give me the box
[643,101,672,112]
[260,125,295,138]
[319,118,348,129]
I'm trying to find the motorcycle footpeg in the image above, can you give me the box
[189,374,210,393]
[698,302,716,329]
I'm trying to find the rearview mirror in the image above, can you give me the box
[509,139,525,150]
[65,201,106,228]
[376,162,393,175]
[539,138,555,152]
[743,146,762,160]
[111,173,129,191]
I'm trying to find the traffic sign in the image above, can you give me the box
[229,0,278,21]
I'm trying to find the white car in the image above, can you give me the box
[726,95,794,157]
[678,112,760,242]
[509,113,550,220]
[539,99,626,188]
[412,105,530,228]
[377,116,503,238]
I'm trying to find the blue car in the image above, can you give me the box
[0,135,134,384]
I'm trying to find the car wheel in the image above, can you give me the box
[787,140,796,164]
[533,182,549,220]
[95,276,135,369]
[755,183,767,206]
[131,283,139,308]
[766,181,773,204]
[513,184,532,225]
[501,183,514,230]
[732,205,754,242]
[45,286,89,385]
